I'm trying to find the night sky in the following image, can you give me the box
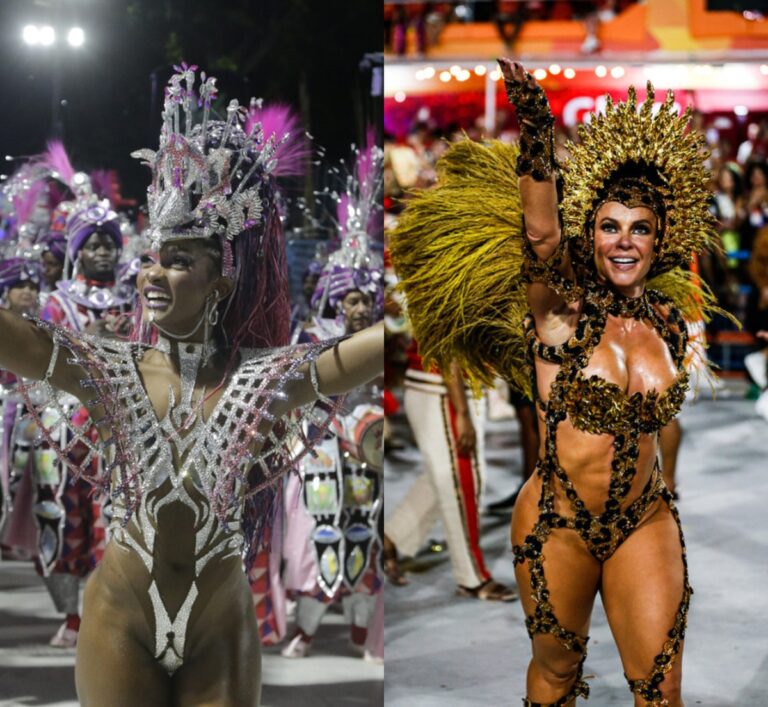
[0,0,382,202]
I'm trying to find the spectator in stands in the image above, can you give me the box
[714,163,746,258]
[391,3,427,56]
[742,162,768,252]
[494,1,544,50]
[737,123,767,166]
[745,226,768,412]
[576,0,617,53]
[701,163,744,315]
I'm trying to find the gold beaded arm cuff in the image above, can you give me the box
[505,77,557,181]
[520,237,583,302]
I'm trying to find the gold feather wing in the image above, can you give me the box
[389,139,530,394]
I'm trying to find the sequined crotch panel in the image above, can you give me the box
[22,325,341,676]
[108,342,244,675]
[512,285,693,707]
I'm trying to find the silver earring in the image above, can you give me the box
[202,296,214,366]
[208,298,219,327]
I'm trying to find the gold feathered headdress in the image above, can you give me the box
[561,82,717,277]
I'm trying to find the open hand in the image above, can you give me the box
[497,58,539,106]
[497,57,529,87]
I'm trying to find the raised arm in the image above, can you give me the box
[498,58,579,322]
[0,309,86,399]
[498,58,561,260]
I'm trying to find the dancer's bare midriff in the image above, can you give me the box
[531,309,679,516]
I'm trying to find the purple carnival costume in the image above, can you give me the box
[0,258,42,554]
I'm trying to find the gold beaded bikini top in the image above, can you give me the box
[523,284,689,435]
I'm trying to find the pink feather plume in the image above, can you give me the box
[11,174,45,228]
[245,103,310,178]
[40,140,76,186]
[90,169,120,207]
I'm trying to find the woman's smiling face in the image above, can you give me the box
[592,201,657,298]
[137,239,231,339]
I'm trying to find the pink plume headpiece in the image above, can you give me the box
[245,102,310,178]
[312,135,384,312]
[41,140,76,187]
[337,132,383,241]
[2,163,51,244]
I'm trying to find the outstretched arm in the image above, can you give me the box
[0,310,85,399]
[284,321,383,409]
[314,320,383,396]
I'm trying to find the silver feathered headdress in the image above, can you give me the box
[131,64,287,252]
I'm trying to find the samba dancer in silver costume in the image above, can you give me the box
[0,67,382,706]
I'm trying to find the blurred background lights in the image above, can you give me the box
[611,66,625,78]
[734,105,749,116]
[439,70,451,82]
[564,68,576,79]
[22,25,39,45]
[38,26,55,46]
[394,91,406,103]
[533,68,547,80]
[595,65,608,77]
[474,65,487,76]
[67,27,85,48]
[549,64,562,75]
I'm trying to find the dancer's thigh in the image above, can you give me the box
[512,483,601,663]
[601,500,686,690]
[172,578,261,707]
[76,569,169,706]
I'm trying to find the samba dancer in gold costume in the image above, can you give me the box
[390,60,724,706]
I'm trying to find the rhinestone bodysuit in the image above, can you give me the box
[513,280,693,707]
[22,323,341,675]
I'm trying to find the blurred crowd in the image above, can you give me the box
[384,0,640,56]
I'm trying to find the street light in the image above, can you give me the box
[22,25,39,45]
[21,25,84,48]
[20,19,87,136]
[39,25,56,46]
[67,27,85,48]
